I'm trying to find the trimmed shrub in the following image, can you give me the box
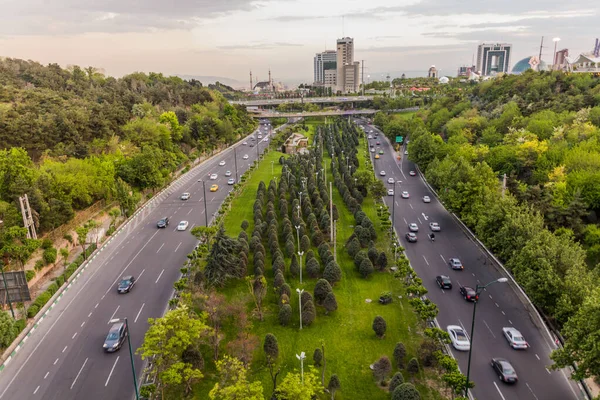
[306,258,321,279]
[274,271,285,290]
[241,220,249,231]
[392,383,420,400]
[368,246,378,263]
[278,304,292,326]
[359,258,374,278]
[289,254,299,278]
[301,291,314,305]
[314,279,333,305]
[55,275,65,287]
[393,342,407,369]
[313,348,323,366]
[301,300,316,326]
[373,316,387,338]
[34,260,45,271]
[323,292,338,314]
[389,372,405,393]
[25,270,36,282]
[323,261,342,285]
[43,247,58,265]
[407,358,420,375]
[41,238,53,250]
[373,356,392,385]
[280,283,292,300]
[346,237,361,258]
[377,252,388,271]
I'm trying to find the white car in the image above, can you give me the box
[228,178,235,185]
[180,192,190,200]
[177,221,189,231]
[219,160,226,166]
[502,327,529,350]
[388,189,394,196]
[370,148,375,153]
[409,223,419,232]
[401,191,410,199]
[423,196,431,203]
[447,325,470,351]
[368,135,372,139]
[380,171,386,176]
[243,154,249,160]
[387,177,395,184]
[210,174,218,180]
[225,171,232,177]
[404,150,409,155]
[258,134,262,139]
[429,222,441,232]
[263,138,269,142]
[409,170,416,176]
[242,141,248,145]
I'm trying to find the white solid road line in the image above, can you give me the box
[33,385,40,394]
[440,254,446,263]
[105,356,119,387]
[422,255,429,266]
[53,358,59,365]
[108,305,120,324]
[526,383,540,400]
[156,243,165,253]
[493,382,506,400]
[174,242,182,252]
[71,332,77,340]
[187,209,193,215]
[535,354,540,360]
[409,204,414,209]
[44,372,49,379]
[483,320,496,338]
[134,303,145,323]
[155,269,165,284]
[62,346,67,353]
[70,357,88,390]
[137,268,145,281]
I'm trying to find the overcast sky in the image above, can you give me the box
[0,0,597,85]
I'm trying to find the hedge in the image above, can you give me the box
[25,270,36,282]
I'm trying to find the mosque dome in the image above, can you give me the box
[512,56,549,74]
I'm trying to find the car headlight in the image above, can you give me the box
[113,343,119,348]
[103,344,108,348]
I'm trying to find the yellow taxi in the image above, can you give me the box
[375,154,380,159]
[210,184,219,192]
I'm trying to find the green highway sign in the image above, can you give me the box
[395,136,404,143]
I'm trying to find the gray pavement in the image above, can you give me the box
[359,120,582,400]
[0,122,276,400]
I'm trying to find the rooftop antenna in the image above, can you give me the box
[249,70,253,91]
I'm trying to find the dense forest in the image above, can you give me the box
[0,58,256,268]
[376,70,600,381]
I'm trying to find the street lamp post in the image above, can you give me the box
[298,191,303,210]
[296,288,304,330]
[109,317,139,400]
[295,225,301,251]
[552,37,561,70]
[391,181,401,241]
[200,180,208,226]
[298,251,304,284]
[296,351,306,384]
[234,146,239,183]
[464,277,509,398]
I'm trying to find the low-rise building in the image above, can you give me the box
[284,133,309,155]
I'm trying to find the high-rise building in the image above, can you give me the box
[313,50,337,84]
[476,43,512,76]
[336,37,360,93]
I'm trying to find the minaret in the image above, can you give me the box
[268,69,272,91]
[250,70,253,91]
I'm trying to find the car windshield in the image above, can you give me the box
[455,331,467,341]
[119,279,130,286]
[443,278,451,284]
[501,363,515,374]
[107,332,119,340]
[514,335,525,342]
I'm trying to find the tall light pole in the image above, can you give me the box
[298,191,303,210]
[297,251,304,284]
[296,288,304,330]
[233,146,239,183]
[464,277,509,398]
[296,351,306,384]
[295,225,301,251]
[109,317,139,400]
[200,180,208,226]
[552,37,561,70]
[391,181,401,241]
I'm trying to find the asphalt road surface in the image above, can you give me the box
[0,120,279,400]
[358,120,582,400]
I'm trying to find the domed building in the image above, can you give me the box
[428,65,438,78]
[439,76,449,84]
[511,56,549,74]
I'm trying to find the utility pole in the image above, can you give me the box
[19,194,37,239]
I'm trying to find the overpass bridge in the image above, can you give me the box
[250,108,418,118]
[231,96,375,107]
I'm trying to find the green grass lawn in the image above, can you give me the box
[193,122,444,400]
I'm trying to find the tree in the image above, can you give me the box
[137,304,210,399]
[359,258,374,278]
[0,311,15,348]
[328,374,341,400]
[407,358,419,376]
[373,316,387,339]
[209,355,264,400]
[247,275,267,321]
[302,299,316,326]
[264,333,280,394]
[278,304,292,326]
[323,292,338,314]
[289,254,300,278]
[392,383,421,400]
[323,260,342,285]
[346,237,361,258]
[376,252,388,271]
[373,355,392,385]
[59,247,70,271]
[275,368,324,400]
[370,179,387,199]
[75,225,89,260]
[393,342,407,369]
[314,279,333,305]
[300,234,311,252]
[313,348,323,366]
[205,227,242,287]
[389,372,404,393]
[306,258,321,279]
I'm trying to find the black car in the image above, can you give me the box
[103,322,127,352]
[436,275,452,289]
[157,217,169,228]
[249,143,255,147]
[459,286,478,302]
[405,232,417,243]
[491,358,518,383]
[118,276,136,293]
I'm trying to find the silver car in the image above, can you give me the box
[429,222,441,232]
[409,223,419,232]
[180,192,190,200]
[423,196,431,203]
[103,322,127,352]
[502,327,529,349]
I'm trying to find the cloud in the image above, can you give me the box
[395,0,596,16]
[217,42,303,50]
[358,44,470,54]
[1,0,266,35]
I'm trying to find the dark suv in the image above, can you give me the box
[103,322,127,352]
[157,217,169,228]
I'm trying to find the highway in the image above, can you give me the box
[357,119,582,400]
[0,120,279,400]
[231,95,374,106]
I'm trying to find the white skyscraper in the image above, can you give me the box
[314,50,337,84]
[336,37,360,93]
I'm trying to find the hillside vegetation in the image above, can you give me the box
[376,70,600,381]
